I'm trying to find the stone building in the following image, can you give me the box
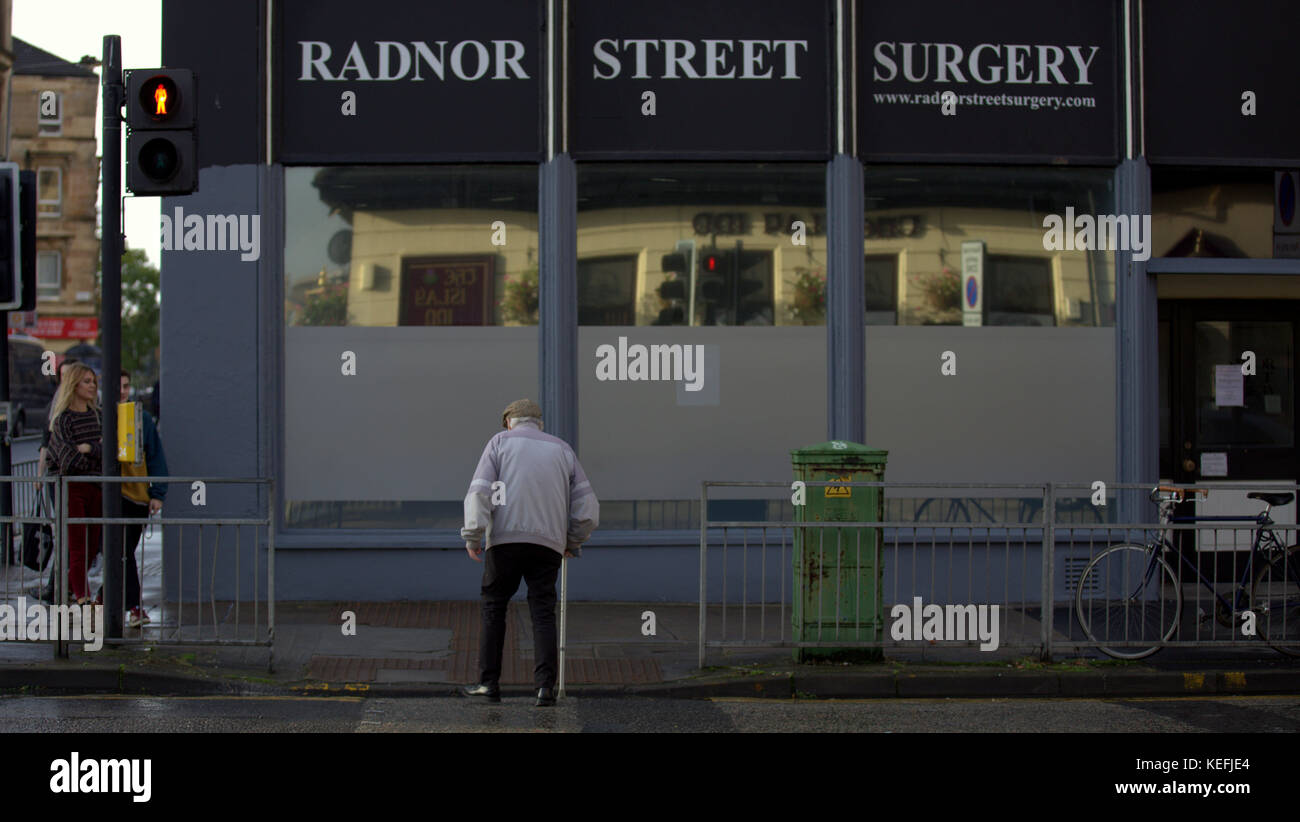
[9,37,100,351]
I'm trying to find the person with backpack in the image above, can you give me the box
[110,369,168,627]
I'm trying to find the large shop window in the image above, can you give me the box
[863,166,1116,326]
[285,166,540,328]
[283,166,540,530]
[575,164,827,327]
[576,164,828,529]
[1152,167,1274,259]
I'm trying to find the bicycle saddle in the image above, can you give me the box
[1247,492,1294,507]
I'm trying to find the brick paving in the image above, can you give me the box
[307,601,662,686]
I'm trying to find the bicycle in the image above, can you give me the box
[1074,485,1300,659]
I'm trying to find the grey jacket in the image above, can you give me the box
[460,419,599,556]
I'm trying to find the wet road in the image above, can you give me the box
[2,694,1298,733]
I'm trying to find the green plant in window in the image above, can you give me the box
[911,265,960,325]
[789,267,826,325]
[300,279,349,326]
[501,264,539,326]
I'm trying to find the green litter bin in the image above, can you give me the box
[791,441,888,662]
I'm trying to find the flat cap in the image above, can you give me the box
[502,398,543,427]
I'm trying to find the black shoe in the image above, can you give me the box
[462,684,500,703]
[37,586,55,605]
[535,687,556,707]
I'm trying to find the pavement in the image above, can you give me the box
[4,529,1299,699]
[3,598,1300,700]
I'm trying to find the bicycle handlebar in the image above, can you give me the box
[1151,485,1210,503]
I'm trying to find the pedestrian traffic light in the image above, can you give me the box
[656,240,695,325]
[661,252,687,274]
[695,245,773,325]
[695,247,730,323]
[126,69,198,196]
[18,170,37,311]
[661,239,695,276]
[0,163,21,310]
[700,250,724,274]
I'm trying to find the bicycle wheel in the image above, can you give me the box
[1250,543,1300,657]
[1075,543,1181,659]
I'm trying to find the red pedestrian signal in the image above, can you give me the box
[126,69,197,196]
[132,74,186,126]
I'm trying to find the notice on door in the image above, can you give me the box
[1200,452,1228,477]
[1214,365,1244,407]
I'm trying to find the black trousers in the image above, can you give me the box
[478,542,563,691]
[54,494,148,609]
[116,497,150,610]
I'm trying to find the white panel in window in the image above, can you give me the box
[37,251,61,299]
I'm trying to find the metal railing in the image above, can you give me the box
[1051,482,1300,658]
[699,480,1300,665]
[1,474,274,656]
[1,473,59,607]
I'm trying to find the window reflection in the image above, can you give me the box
[284,166,539,327]
[1152,167,1273,259]
[576,164,827,326]
[864,166,1115,326]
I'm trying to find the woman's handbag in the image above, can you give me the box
[20,494,55,572]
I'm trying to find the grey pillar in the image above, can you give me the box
[827,154,865,443]
[539,154,578,450]
[1114,157,1157,521]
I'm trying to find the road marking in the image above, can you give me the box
[708,694,1300,704]
[5,694,365,703]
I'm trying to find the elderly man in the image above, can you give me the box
[460,399,599,706]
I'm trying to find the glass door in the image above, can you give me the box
[1159,299,1299,563]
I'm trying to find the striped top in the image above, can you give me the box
[49,408,102,476]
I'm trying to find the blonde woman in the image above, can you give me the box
[48,364,103,604]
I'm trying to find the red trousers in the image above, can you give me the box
[66,480,102,601]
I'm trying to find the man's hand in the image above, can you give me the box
[148,498,163,515]
[563,549,575,559]
[465,542,483,562]
[76,443,91,454]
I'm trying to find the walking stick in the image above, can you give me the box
[558,554,568,700]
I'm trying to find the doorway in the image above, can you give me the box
[1158,299,1299,568]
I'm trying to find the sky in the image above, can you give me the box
[14,0,162,266]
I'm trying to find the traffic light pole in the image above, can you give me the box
[0,297,10,559]
[0,166,24,555]
[101,35,124,639]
